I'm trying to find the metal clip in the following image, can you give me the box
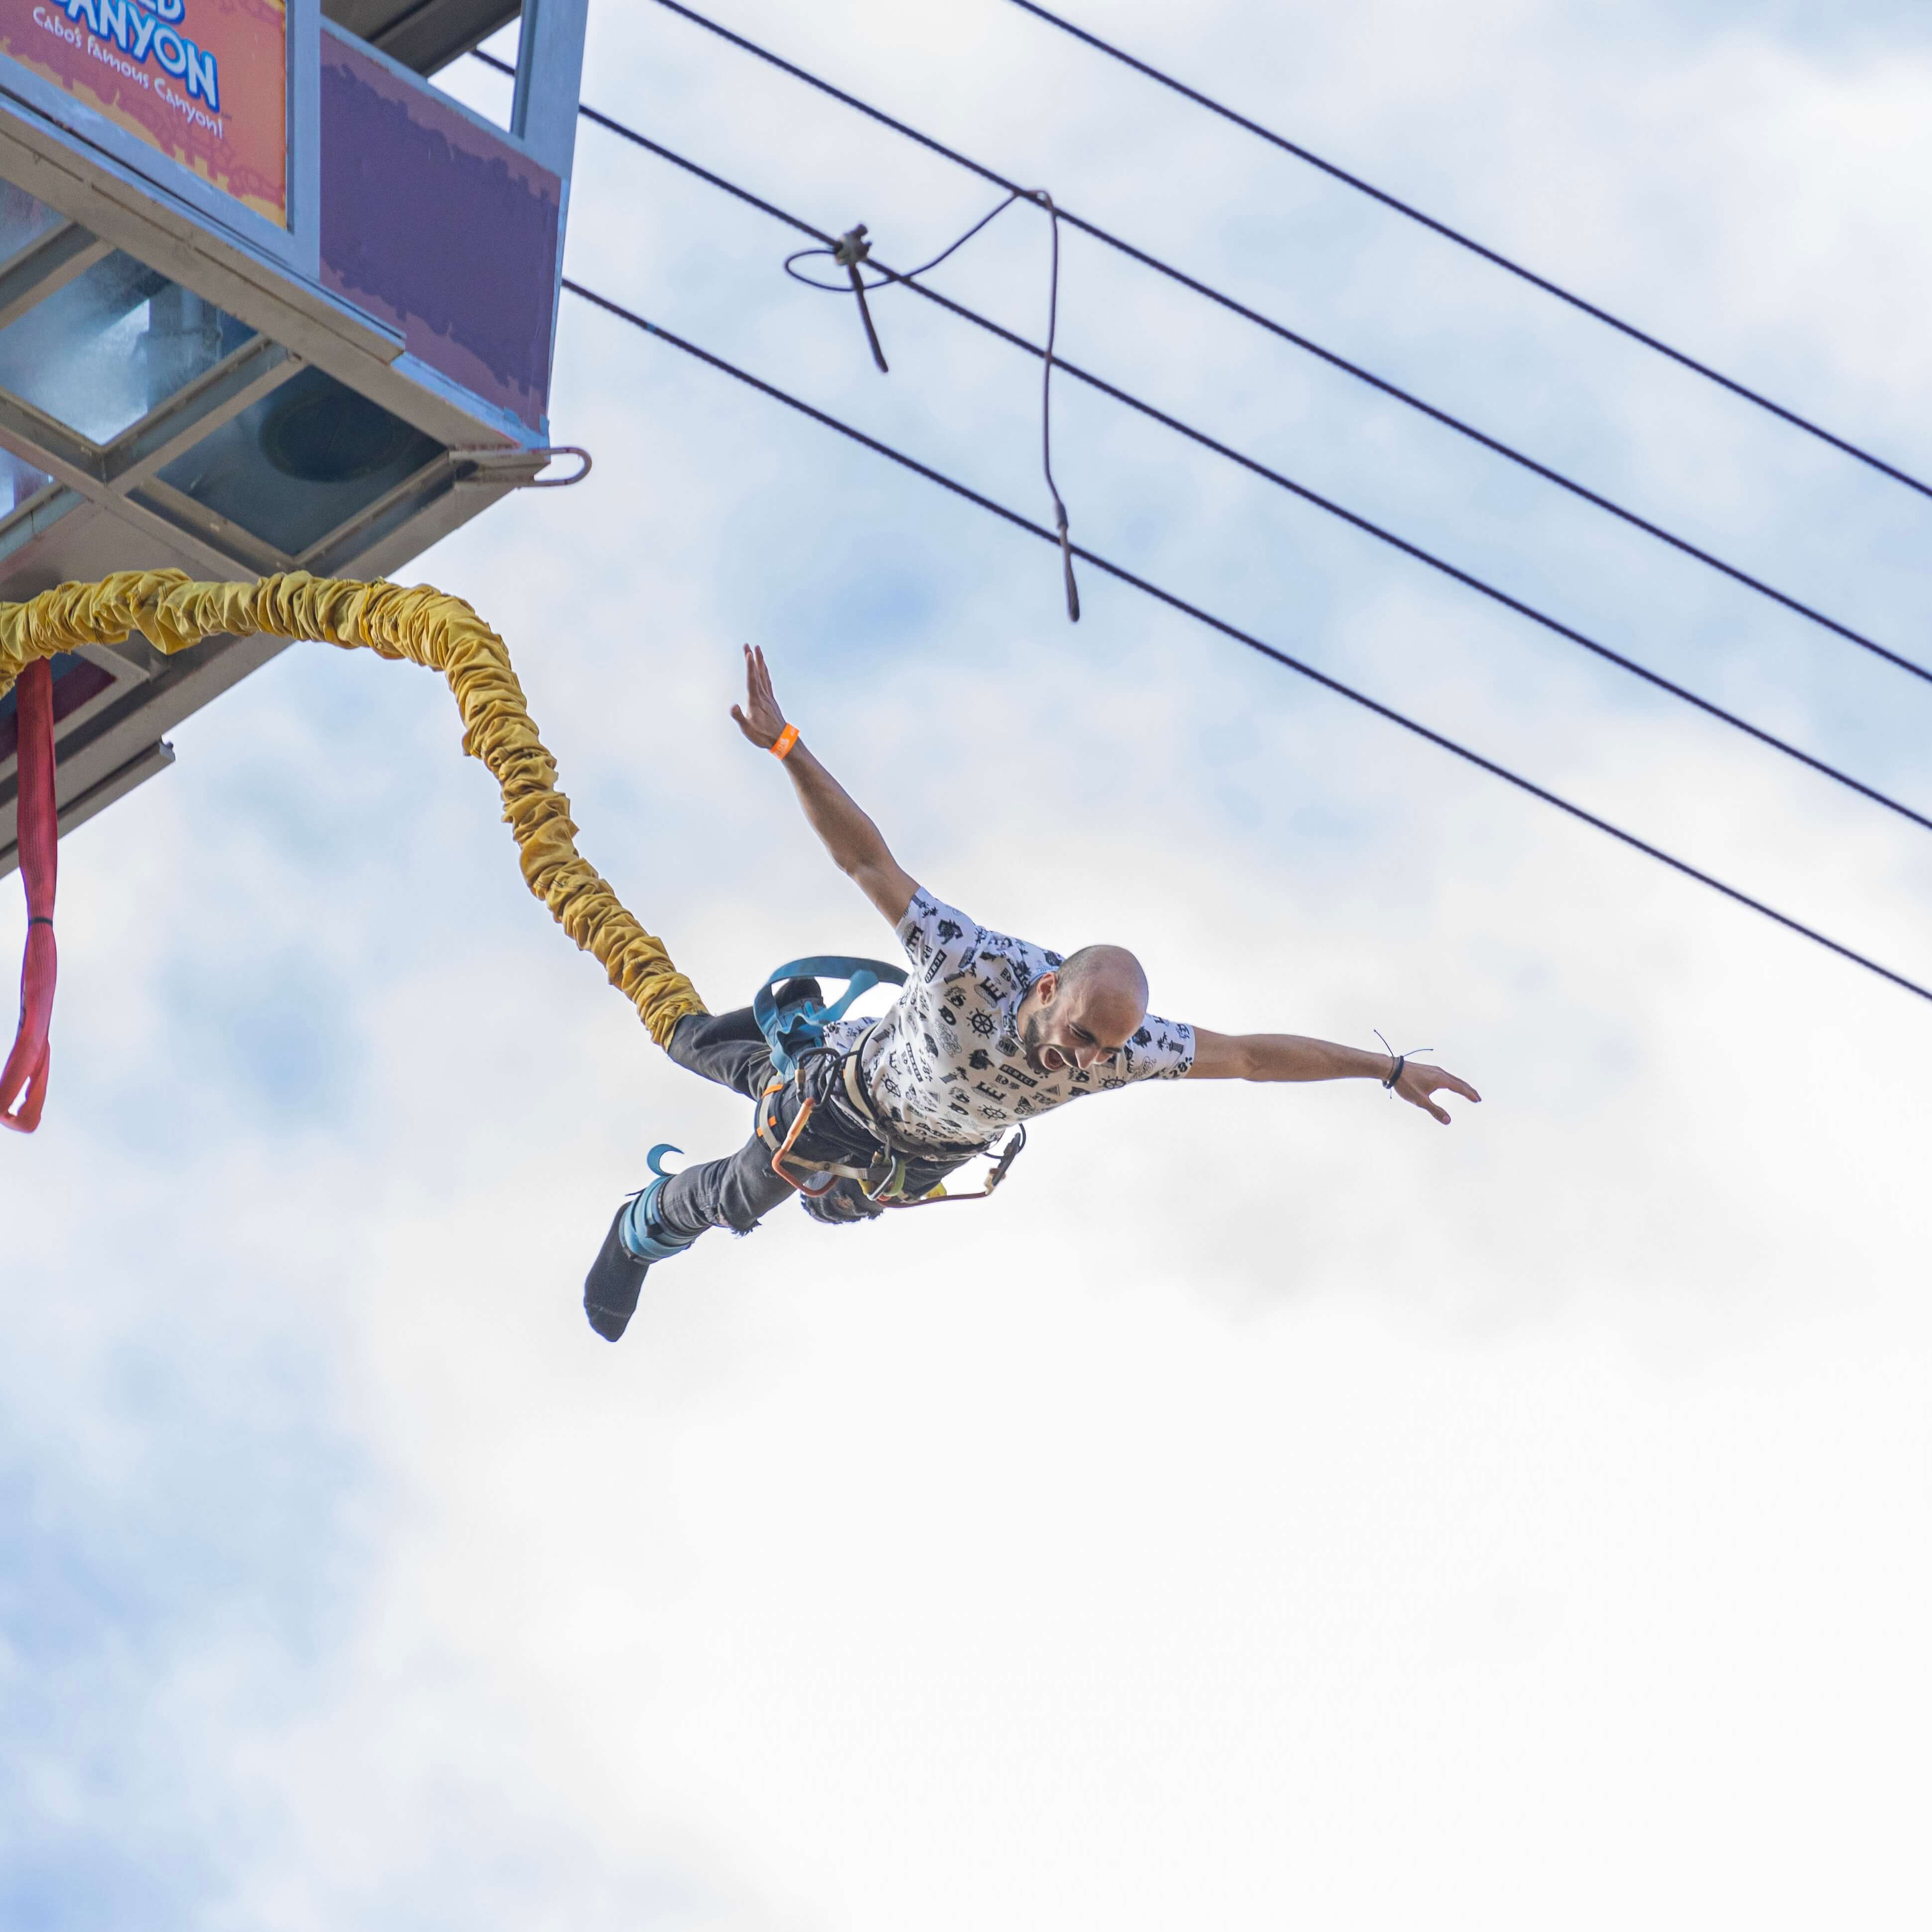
[835,225,889,375]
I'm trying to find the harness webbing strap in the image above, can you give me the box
[758,1052,1025,1209]
[1,659,56,1134]
[837,1024,986,1163]
[839,1041,880,1133]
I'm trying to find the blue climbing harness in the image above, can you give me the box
[750,953,1026,1210]
[751,955,908,1078]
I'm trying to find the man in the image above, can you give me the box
[584,646,1480,1340]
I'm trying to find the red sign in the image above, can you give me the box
[1,0,287,225]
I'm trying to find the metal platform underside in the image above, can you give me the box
[0,0,587,876]
[0,200,548,881]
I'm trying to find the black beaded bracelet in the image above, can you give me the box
[1373,1028,1403,1091]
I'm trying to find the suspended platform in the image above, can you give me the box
[0,0,589,875]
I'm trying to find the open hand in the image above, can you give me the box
[1394,1060,1482,1125]
[731,643,789,751]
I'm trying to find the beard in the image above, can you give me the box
[1021,1006,1066,1075]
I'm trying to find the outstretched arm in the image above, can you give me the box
[731,644,919,929]
[1188,1027,1481,1126]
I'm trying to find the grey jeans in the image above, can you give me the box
[652,1009,884,1240]
[654,1008,981,1241]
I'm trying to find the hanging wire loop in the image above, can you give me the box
[783,188,1078,620]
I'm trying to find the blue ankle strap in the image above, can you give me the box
[621,1149,696,1262]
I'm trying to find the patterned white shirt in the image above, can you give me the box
[823,889,1194,1152]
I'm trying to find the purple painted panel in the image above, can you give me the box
[320,33,560,429]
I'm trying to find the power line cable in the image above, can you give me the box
[603,8,1932,693]
[558,274,1932,1011]
[513,82,1932,844]
[1006,0,1932,505]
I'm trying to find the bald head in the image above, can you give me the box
[1056,944,1149,1017]
[1021,944,1150,1076]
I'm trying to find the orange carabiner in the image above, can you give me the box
[768,1093,839,1197]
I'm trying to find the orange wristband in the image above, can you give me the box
[770,723,800,761]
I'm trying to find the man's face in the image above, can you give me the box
[1020,973,1145,1076]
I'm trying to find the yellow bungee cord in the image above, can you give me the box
[0,569,707,1049]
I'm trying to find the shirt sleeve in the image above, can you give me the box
[896,889,979,986]
[1117,1015,1196,1083]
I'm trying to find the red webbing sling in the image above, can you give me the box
[1,659,56,1133]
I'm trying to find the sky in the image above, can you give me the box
[4,0,1932,1926]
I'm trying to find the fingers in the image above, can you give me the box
[1397,1075,1458,1125]
[1412,1062,1482,1106]
[740,644,784,734]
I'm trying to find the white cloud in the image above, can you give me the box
[5,0,1932,1926]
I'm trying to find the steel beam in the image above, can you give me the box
[0,220,111,332]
